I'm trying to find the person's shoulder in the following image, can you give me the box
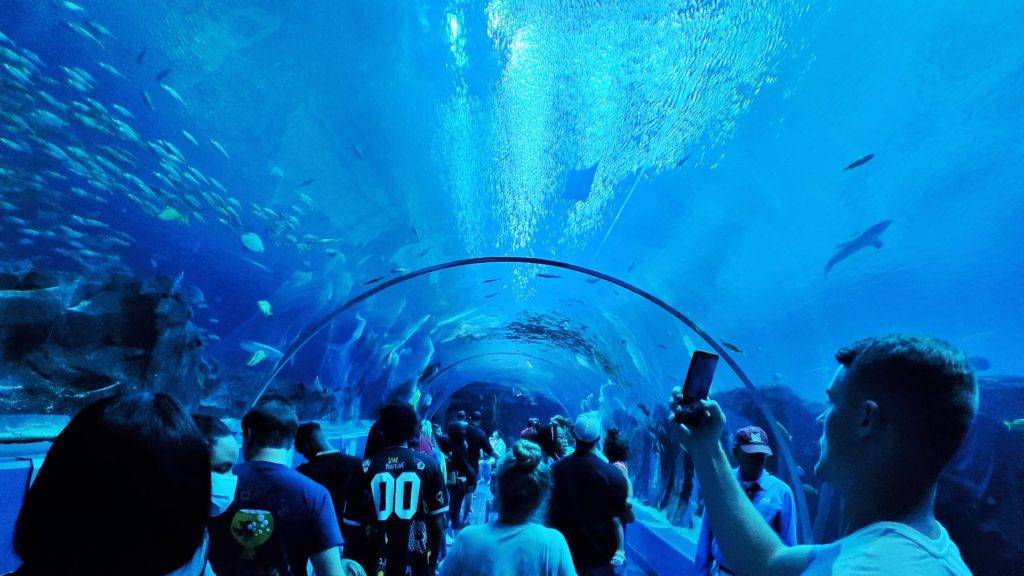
[822,522,970,576]
[458,523,488,538]
[277,465,332,495]
[524,523,569,543]
[325,451,361,468]
[295,460,313,476]
[763,472,796,495]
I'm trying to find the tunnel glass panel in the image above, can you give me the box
[0,1,1021,573]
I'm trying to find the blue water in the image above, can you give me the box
[1,1,1023,574]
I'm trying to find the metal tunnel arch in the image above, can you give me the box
[255,256,814,542]
[417,352,584,421]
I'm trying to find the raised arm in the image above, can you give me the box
[694,508,715,576]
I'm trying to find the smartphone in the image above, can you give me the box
[674,351,719,424]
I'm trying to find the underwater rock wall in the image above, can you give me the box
[0,267,215,414]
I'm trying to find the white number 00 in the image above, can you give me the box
[370,472,421,520]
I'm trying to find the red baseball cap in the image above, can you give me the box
[735,426,773,455]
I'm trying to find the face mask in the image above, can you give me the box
[210,472,238,517]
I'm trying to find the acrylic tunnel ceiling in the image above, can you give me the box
[1,0,1022,419]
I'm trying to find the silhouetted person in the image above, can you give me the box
[209,400,345,576]
[465,410,496,517]
[447,412,474,529]
[344,402,449,576]
[547,414,628,576]
[295,422,363,563]
[672,335,974,576]
[441,440,575,576]
[603,428,635,571]
[13,392,210,576]
[694,426,797,576]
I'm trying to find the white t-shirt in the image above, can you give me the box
[440,522,576,576]
[802,521,971,575]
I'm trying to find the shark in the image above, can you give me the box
[825,219,893,275]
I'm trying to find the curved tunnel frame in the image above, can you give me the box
[418,352,581,421]
[256,256,814,542]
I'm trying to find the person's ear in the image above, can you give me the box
[858,400,880,437]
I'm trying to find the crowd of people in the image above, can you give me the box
[7,334,978,575]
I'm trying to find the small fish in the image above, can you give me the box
[1004,419,1024,433]
[141,89,154,110]
[239,256,272,273]
[240,232,265,252]
[797,466,805,477]
[87,21,111,39]
[296,178,315,188]
[636,403,651,417]
[157,206,188,223]
[62,1,87,14]
[657,344,667,350]
[155,68,172,82]
[390,268,406,274]
[210,139,229,160]
[675,154,691,168]
[802,484,818,496]
[159,82,185,105]
[97,61,125,79]
[484,293,497,299]
[627,258,638,273]
[66,21,102,47]
[180,129,198,146]
[325,248,339,257]
[257,300,273,317]
[585,278,600,284]
[418,247,432,257]
[536,273,562,279]
[246,350,268,367]
[111,103,133,118]
[843,153,875,171]
[363,276,385,285]
[136,47,146,64]
[352,144,364,159]
[240,341,283,367]
[483,278,498,283]
[722,341,744,354]
[270,166,285,178]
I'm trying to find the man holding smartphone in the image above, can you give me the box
[672,334,974,575]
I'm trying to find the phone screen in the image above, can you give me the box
[682,351,719,402]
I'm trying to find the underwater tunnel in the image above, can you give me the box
[1,1,1023,575]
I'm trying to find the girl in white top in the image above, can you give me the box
[440,440,576,576]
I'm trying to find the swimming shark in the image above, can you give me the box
[825,219,893,275]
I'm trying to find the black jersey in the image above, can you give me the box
[344,446,449,576]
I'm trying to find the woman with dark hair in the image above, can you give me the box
[440,440,575,576]
[12,392,211,576]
